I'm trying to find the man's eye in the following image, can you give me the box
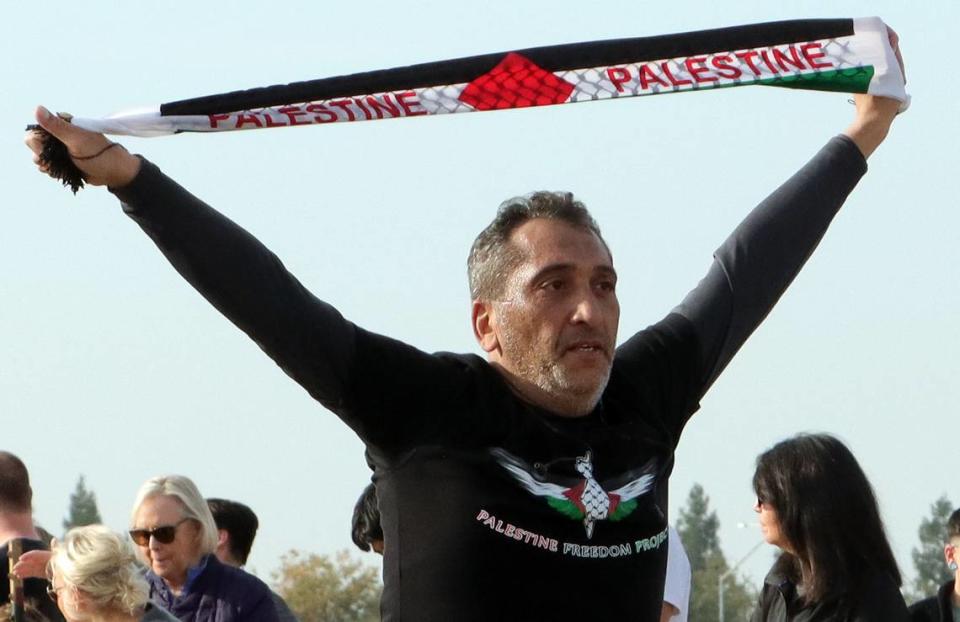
[597,280,616,292]
[541,279,565,291]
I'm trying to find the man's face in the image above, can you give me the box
[484,218,619,415]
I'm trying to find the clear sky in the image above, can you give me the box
[2,0,956,591]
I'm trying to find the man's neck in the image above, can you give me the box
[0,511,39,546]
[490,362,594,417]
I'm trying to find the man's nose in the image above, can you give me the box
[570,290,600,324]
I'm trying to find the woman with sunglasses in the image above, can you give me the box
[46,524,178,622]
[129,475,278,622]
[908,508,960,622]
[751,434,908,622]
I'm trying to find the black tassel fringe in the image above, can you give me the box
[25,125,86,193]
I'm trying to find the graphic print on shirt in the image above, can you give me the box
[491,448,657,539]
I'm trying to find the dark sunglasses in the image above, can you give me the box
[129,517,190,545]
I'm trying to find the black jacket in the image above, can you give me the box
[909,581,956,622]
[751,567,909,622]
[0,538,65,622]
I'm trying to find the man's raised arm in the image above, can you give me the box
[24,107,360,413]
[671,31,904,395]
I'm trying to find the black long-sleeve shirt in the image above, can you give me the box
[113,135,867,622]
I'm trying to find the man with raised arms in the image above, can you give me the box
[26,32,903,622]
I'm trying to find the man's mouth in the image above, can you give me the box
[564,341,607,356]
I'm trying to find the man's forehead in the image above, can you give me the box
[509,218,613,267]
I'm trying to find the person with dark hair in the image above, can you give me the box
[206,499,259,567]
[909,509,960,622]
[25,33,906,621]
[206,499,298,622]
[0,452,64,622]
[750,434,908,622]
[351,484,383,555]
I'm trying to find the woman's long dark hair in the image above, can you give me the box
[752,433,901,604]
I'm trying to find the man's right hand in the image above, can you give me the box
[25,106,141,188]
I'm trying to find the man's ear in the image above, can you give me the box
[472,300,500,355]
[217,529,229,550]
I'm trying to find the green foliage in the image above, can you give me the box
[690,551,757,622]
[677,483,758,622]
[272,549,381,622]
[677,483,721,572]
[62,475,102,531]
[910,495,955,600]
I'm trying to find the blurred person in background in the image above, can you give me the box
[750,434,907,622]
[206,498,298,622]
[0,451,63,622]
[129,476,277,622]
[909,508,960,622]
[350,484,383,556]
[46,524,177,622]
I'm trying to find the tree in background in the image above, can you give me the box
[910,495,955,600]
[62,475,102,531]
[273,550,381,622]
[677,483,757,622]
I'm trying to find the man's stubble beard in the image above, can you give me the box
[498,320,611,415]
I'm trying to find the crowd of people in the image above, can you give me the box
[13,20,945,622]
[4,443,957,622]
[0,455,291,621]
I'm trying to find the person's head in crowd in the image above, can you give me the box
[47,525,152,622]
[752,433,901,604]
[206,498,258,568]
[0,451,32,516]
[351,484,383,555]
[0,452,62,622]
[945,508,960,578]
[0,602,52,622]
[129,475,218,593]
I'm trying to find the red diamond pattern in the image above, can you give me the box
[459,52,576,111]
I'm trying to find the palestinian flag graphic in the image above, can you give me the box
[491,448,657,540]
[64,17,906,137]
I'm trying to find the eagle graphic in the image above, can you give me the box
[491,448,656,539]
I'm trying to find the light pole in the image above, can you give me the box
[718,536,765,622]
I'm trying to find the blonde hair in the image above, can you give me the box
[49,525,149,616]
[130,475,218,554]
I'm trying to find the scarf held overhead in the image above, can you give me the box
[66,17,907,138]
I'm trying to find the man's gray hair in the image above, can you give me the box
[468,191,607,301]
